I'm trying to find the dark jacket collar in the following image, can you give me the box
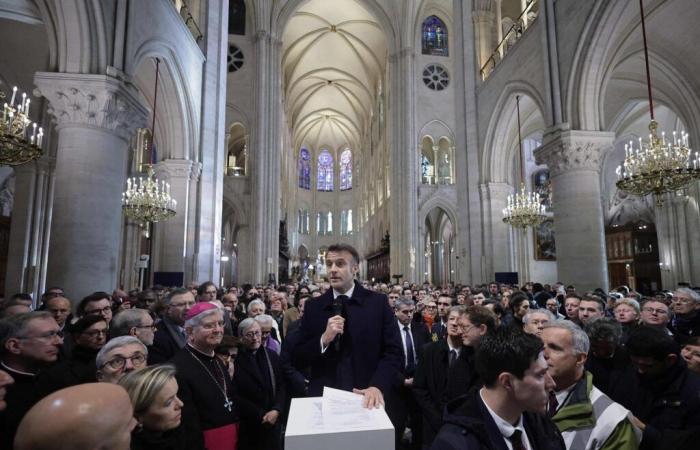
[321,280,367,309]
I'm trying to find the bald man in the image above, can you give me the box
[14,383,136,450]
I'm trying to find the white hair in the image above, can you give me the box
[238,317,258,336]
[254,314,273,326]
[543,320,590,355]
[96,336,147,368]
[522,309,556,324]
[247,299,266,314]
[675,287,700,303]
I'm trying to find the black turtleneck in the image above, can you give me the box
[0,363,42,450]
[36,344,99,396]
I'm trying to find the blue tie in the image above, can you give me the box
[404,326,415,373]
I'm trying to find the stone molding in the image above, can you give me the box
[155,159,196,179]
[34,72,148,139]
[189,162,203,182]
[479,182,513,201]
[534,130,615,177]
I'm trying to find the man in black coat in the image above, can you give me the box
[623,326,700,450]
[234,318,286,450]
[431,328,564,450]
[414,305,494,448]
[386,297,431,449]
[149,288,194,364]
[293,243,403,408]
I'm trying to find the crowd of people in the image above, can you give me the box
[0,243,699,450]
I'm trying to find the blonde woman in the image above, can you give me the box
[119,364,185,450]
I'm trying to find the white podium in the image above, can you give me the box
[285,395,395,450]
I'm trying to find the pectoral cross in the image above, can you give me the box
[224,398,233,412]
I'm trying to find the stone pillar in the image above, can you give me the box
[389,48,419,281]
[154,159,194,274]
[495,0,503,56]
[185,162,202,282]
[34,72,148,299]
[472,11,494,72]
[656,194,696,288]
[480,182,513,278]
[250,29,282,284]
[4,156,54,299]
[192,0,228,284]
[535,130,614,292]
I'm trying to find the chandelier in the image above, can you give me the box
[121,58,176,233]
[503,95,546,229]
[615,0,700,206]
[0,87,44,166]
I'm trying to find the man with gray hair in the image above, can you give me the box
[523,309,556,337]
[670,287,700,344]
[110,309,155,346]
[171,302,239,447]
[95,336,147,384]
[254,314,281,355]
[542,321,640,449]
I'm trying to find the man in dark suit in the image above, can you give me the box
[387,297,431,449]
[148,288,194,364]
[293,243,402,408]
[431,328,564,450]
[429,295,453,341]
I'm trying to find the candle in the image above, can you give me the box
[10,87,17,107]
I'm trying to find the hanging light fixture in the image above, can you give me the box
[0,86,44,166]
[121,58,176,233]
[615,0,700,206]
[502,95,547,229]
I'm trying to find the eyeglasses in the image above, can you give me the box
[82,328,108,338]
[244,330,261,338]
[102,352,147,370]
[642,307,668,315]
[425,305,437,310]
[85,306,112,315]
[18,330,64,342]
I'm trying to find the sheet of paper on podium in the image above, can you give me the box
[285,387,394,450]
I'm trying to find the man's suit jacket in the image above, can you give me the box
[293,282,403,396]
[148,315,187,364]
[430,318,448,341]
[413,340,479,446]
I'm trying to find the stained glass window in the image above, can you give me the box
[340,149,352,190]
[317,149,334,191]
[422,16,448,57]
[298,147,311,190]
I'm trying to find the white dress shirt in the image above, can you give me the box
[479,388,533,450]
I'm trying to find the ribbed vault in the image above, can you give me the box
[282,0,387,152]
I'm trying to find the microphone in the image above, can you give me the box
[332,295,345,352]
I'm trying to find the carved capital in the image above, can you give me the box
[535,130,615,177]
[190,162,203,182]
[154,159,196,180]
[34,72,148,139]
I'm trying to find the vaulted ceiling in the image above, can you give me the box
[282,0,387,154]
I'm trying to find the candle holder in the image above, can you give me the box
[0,88,44,166]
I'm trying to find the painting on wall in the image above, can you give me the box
[534,219,556,261]
[532,169,552,212]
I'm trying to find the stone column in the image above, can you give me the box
[35,72,147,299]
[4,156,54,299]
[472,11,494,72]
[656,194,696,288]
[250,29,282,284]
[154,159,194,274]
[480,182,514,278]
[495,0,503,57]
[192,0,228,284]
[535,130,614,292]
[389,48,419,282]
[185,162,202,282]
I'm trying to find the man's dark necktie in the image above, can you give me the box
[508,429,526,450]
[548,390,559,417]
[403,326,415,373]
[448,349,457,367]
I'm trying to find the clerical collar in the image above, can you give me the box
[333,284,355,299]
[186,343,215,359]
[1,361,37,377]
